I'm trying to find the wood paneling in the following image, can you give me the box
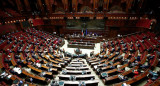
[24,0,31,11]
[105,20,138,27]
[51,19,66,25]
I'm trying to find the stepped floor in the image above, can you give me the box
[53,58,105,86]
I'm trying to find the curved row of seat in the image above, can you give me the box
[0,28,69,86]
[87,31,160,86]
[50,58,99,86]
[0,28,160,86]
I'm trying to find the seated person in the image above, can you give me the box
[118,68,124,73]
[62,70,67,74]
[111,48,115,53]
[118,75,128,81]
[18,80,23,86]
[82,71,87,75]
[90,51,94,56]
[130,48,135,53]
[13,67,22,74]
[99,54,104,58]
[140,62,150,69]
[135,55,141,62]
[101,72,108,78]
[125,67,131,71]
[110,65,115,69]
[148,70,159,80]
[51,81,59,86]
[96,68,102,73]
[133,69,139,77]
[129,61,138,67]
[79,81,86,86]
[36,61,41,67]
[123,47,128,51]
[69,75,76,81]
[117,55,123,59]
[147,47,152,52]
[40,71,46,77]
[147,55,154,60]
[103,64,107,67]
[122,83,131,86]
[114,52,120,57]
[17,59,23,64]
[75,48,81,54]
[136,43,140,47]
[0,71,8,78]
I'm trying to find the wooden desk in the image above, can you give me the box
[87,57,97,61]
[101,62,121,71]
[52,64,61,69]
[91,59,107,66]
[43,55,49,60]
[5,70,37,86]
[3,43,11,51]
[20,53,27,64]
[150,52,158,67]
[60,80,99,86]
[28,65,42,73]
[48,53,55,59]
[96,61,110,68]
[106,64,128,75]
[10,53,17,66]
[97,54,123,68]
[27,65,52,76]
[35,53,42,60]
[12,43,19,52]
[150,79,160,86]
[41,65,57,72]
[22,43,27,51]
[0,54,4,68]
[108,52,116,60]
[140,51,147,65]
[68,64,87,67]
[104,66,138,84]
[68,44,95,49]
[42,59,61,69]
[28,45,33,51]
[114,69,149,86]
[22,69,46,81]
[28,53,35,62]
[70,62,83,64]
[58,74,95,80]
[89,59,100,64]
[66,67,89,70]
[64,70,91,75]
[50,59,59,64]
[72,59,83,62]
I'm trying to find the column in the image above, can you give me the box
[106,0,109,10]
[64,0,68,12]
[126,0,134,13]
[16,0,23,12]
[24,0,31,11]
[72,0,78,12]
[45,0,53,13]
[37,0,44,13]
[104,0,110,11]
[93,0,98,12]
